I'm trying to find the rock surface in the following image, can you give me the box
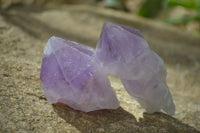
[0,5,200,133]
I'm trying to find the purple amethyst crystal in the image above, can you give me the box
[40,36,119,112]
[95,22,175,115]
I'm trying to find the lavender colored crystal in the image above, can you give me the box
[40,22,175,115]
[40,36,119,112]
[95,22,175,115]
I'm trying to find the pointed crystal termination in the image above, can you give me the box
[95,22,175,115]
[40,36,119,112]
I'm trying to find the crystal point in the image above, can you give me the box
[40,22,175,115]
[95,22,175,115]
[40,36,119,112]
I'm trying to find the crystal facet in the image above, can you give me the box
[95,22,175,115]
[40,22,175,115]
[40,36,119,112]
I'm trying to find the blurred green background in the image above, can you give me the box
[1,0,200,34]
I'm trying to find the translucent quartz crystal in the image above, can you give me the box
[40,36,119,112]
[95,22,175,115]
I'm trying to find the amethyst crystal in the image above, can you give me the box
[40,22,175,115]
[40,36,119,112]
[95,22,175,115]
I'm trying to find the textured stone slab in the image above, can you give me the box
[0,5,199,133]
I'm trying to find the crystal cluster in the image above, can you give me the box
[40,22,175,115]
[95,22,175,115]
[40,37,119,112]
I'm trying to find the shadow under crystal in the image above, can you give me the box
[53,105,199,133]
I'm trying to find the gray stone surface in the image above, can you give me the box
[0,5,200,133]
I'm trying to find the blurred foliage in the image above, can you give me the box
[105,0,127,11]
[138,0,165,18]
[165,0,200,24]
[168,0,200,9]
[1,0,199,33]
[138,0,200,25]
